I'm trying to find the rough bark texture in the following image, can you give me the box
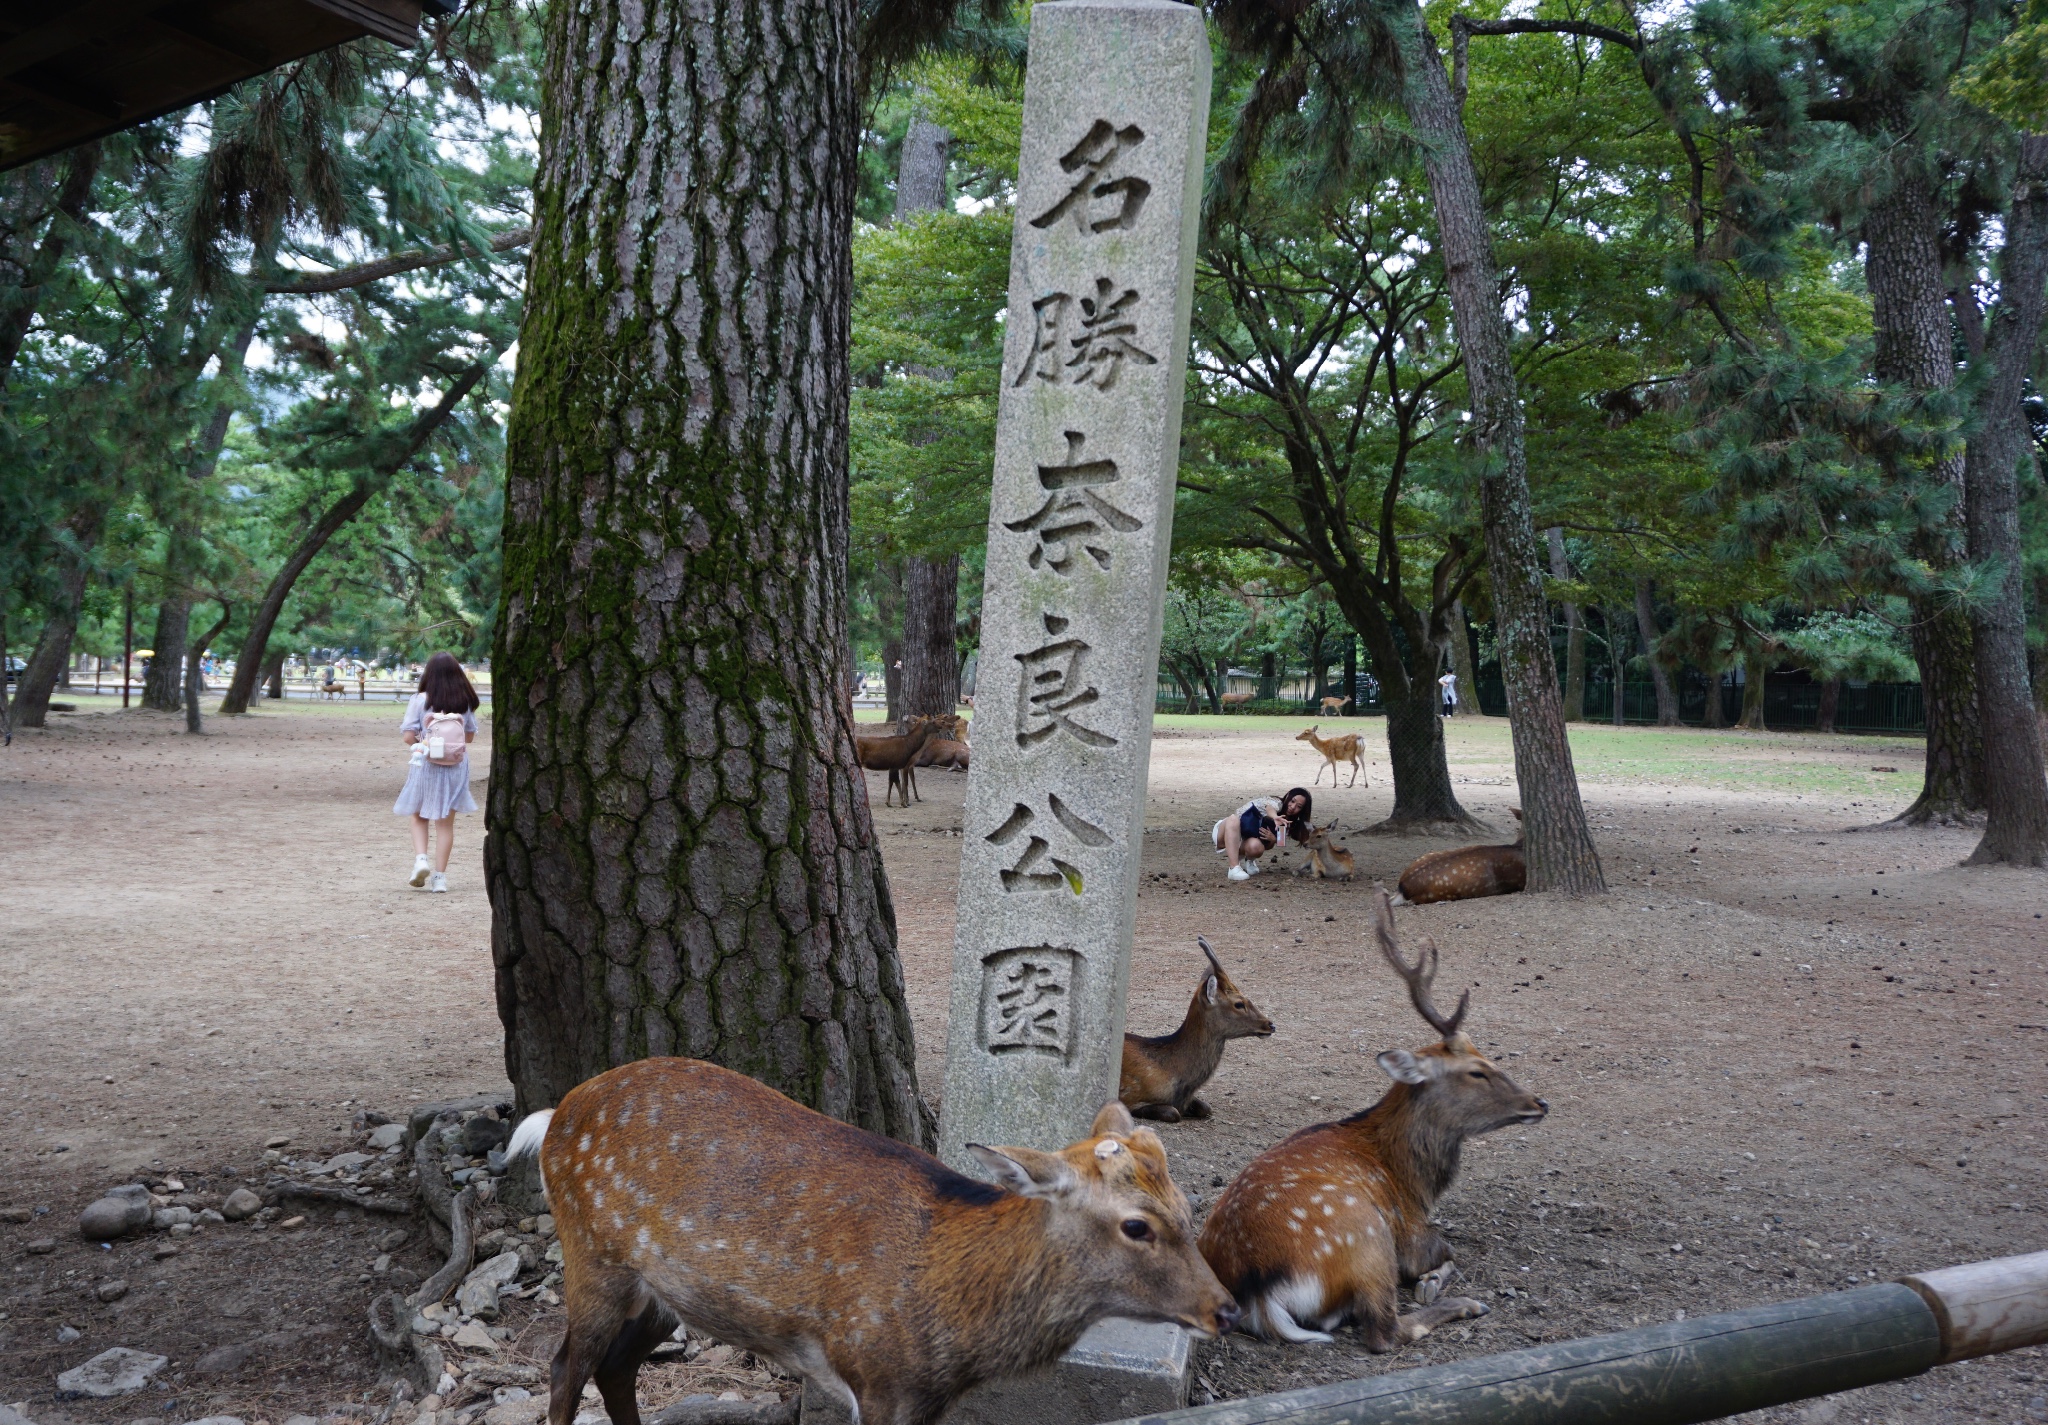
[1633,577,1679,725]
[1817,678,1841,734]
[263,647,285,700]
[1865,149,1983,824]
[1395,4,1603,890]
[1962,135,2048,867]
[141,581,192,712]
[9,510,100,729]
[219,364,487,716]
[1448,599,1479,715]
[184,604,230,734]
[486,0,929,1144]
[1736,649,1767,730]
[899,553,960,718]
[1546,527,1585,721]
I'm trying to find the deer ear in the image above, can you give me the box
[1376,1049,1430,1085]
[967,1144,1078,1198]
[1204,973,1219,1005]
[1089,1100,1136,1138]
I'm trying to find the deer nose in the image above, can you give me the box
[1214,1299,1241,1335]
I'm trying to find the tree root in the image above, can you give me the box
[647,1395,796,1425]
[1354,813,1491,838]
[368,1289,445,1390]
[410,1182,478,1307]
[270,1182,412,1215]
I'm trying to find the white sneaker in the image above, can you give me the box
[1246,859,1263,876]
[1227,865,1251,882]
[410,854,431,888]
[428,872,448,894]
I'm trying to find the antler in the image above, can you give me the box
[1372,887,1468,1039]
[1197,935,1225,976]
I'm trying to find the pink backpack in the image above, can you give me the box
[423,704,468,766]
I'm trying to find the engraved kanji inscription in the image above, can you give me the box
[1011,279,1159,390]
[1015,612,1117,748]
[979,946,1082,1057]
[1005,431,1143,573]
[1030,120,1149,234]
[985,792,1115,894]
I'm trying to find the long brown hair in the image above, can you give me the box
[417,652,479,714]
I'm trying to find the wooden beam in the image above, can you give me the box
[0,0,168,81]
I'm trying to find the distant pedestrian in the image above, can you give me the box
[1438,670,1459,717]
[394,652,480,893]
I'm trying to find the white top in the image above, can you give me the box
[1437,672,1459,702]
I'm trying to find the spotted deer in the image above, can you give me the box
[1394,810,1525,904]
[1198,890,1547,1350]
[1120,937,1276,1122]
[507,1059,1237,1425]
[1295,725,1366,788]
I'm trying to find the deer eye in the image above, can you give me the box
[1121,1218,1155,1242]
[1467,1070,1487,1080]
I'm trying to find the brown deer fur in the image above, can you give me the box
[516,1060,1237,1425]
[1319,695,1347,716]
[1394,811,1525,904]
[1295,724,1366,787]
[915,737,970,771]
[1291,819,1356,880]
[1120,938,1275,1122]
[1198,892,1546,1351]
[855,719,937,806]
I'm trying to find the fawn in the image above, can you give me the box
[1294,725,1366,788]
[1198,890,1546,1350]
[1291,818,1356,880]
[1394,811,1525,904]
[508,1059,1237,1425]
[1120,937,1276,1122]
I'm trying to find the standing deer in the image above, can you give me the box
[856,717,938,806]
[1198,890,1547,1350]
[1394,811,1525,904]
[1120,937,1276,1122]
[1295,725,1366,788]
[507,1059,1237,1425]
[1319,695,1347,717]
[1291,819,1356,880]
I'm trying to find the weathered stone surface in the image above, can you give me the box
[368,1123,406,1150]
[193,1342,255,1376]
[458,1251,523,1320]
[936,0,1212,1171]
[55,1346,168,1397]
[79,1196,150,1240]
[451,1321,499,1353]
[0,1402,36,1425]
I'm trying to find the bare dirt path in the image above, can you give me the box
[3,704,2044,1424]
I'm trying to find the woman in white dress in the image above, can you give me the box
[393,652,479,893]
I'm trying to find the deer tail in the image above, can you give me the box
[506,1109,555,1190]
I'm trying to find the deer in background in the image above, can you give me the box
[1394,810,1525,904]
[1121,937,1276,1122]
[507,1060,1237,1425]
[855,717,939,806]
[1296,724,1366,788]
[1198,890,1547,1351]
[1319,695,1347,717]
[1291,819,1356,880]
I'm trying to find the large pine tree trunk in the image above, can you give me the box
[1865,155,1982,824]
[1393,3,1603,891]
[486,0,929,1143]
[141,576,192,712]
[10,509,100,729]
[1448,598,1479,715]
[899,553,960,718]
[1633,577,1679,726]
[1962,134,2048,867]
[1545,528,1585,721]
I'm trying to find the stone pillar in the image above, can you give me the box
[937,0,1210,1170]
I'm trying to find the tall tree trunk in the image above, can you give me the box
[1736,646,1767,730]
[1393,4,1603,890]
[0,142,99,389]
[184,603,230,734]
[1633,577,1679,726]
[1604,604,1627,725]
[1259,650,1278,702]
[1329,586,1477,833]
[486,0,928,1142]
[264,647,285,700]
[220,363,488,716]
[1703,672,1728,729]
[1343,637,1358,713]
[1546,527,1585,721]
[141,577,192,712]
[1962,134,2048,867]
[900,553,960,717]
[10,509,101,729]
[1865,148,1982,824]
[1817,678,1841,734]
[1448,598,1479,716]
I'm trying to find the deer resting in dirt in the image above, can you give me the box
[1120,937,1276,1122]
[508,1059,1237,1425]
[855,718,937,806]
[1198,890,1547,1350]
[1291,819,1356,880]
[1295,725,1366,788]
[1394,811,1525,904]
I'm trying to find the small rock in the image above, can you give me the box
[179,1416,245,1425]
[412,1313,437,1336]
[168,1223,194,1238]
[193,1342,255,1376]
[151,1207,194,1231]
[151,1244,180,1260]
[55,1346,169,1397]
[95,1280,129,1303]
[220,1189,262,1222]
[536,1214,555,1238]
[379,1228,411,1252]
[57,1325,82,1344]
[108,1183,151,1201]
[0,1403,36,1425]
[282,1415,318,1425]
[0,1206,32,1223]
[279,1217,306,1230]
[451,1322,499,1353]
[80,1196,151,1241]
[462,1118,510,1156]
[491,1389,531,1405]
[317,1152,374,1176]
[482,1404,541,1425]
[368,1124,406,1151]
[198,1209,224,1225]
[25,1238,57,1255]
[264,1136,291,1149]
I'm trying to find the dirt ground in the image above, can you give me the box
[3,702,2045,1425]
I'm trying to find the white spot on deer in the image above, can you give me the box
[1291,1207,1308,1220]
[579,1134,593,1152]
[1345,1196,1359,1206]
[1323,1205,1336,1216]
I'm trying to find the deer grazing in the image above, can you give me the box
[855,717,939,806]
[1295,725,1366,788]
[1198,890,1547,1350]
[507,1059,1237,1425]
[1120,937,1276,1122]
[1394,810,1525,904]
[1220,690,1254,710]
[1291,818,1356,880]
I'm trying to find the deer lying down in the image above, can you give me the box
[1292,819,1355,880]
[1120,937,1275,1122]
[1394,810,1525,904]
[1198,890,1547,1351]
[508,1059,1236,1425]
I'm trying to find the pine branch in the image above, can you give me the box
[265,226,532,295]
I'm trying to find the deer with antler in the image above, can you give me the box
[1120,938,1276,1123]
[1198,889,1548,1350]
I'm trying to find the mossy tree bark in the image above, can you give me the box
[1393,2,1603,888]
[486,0,930,1145]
